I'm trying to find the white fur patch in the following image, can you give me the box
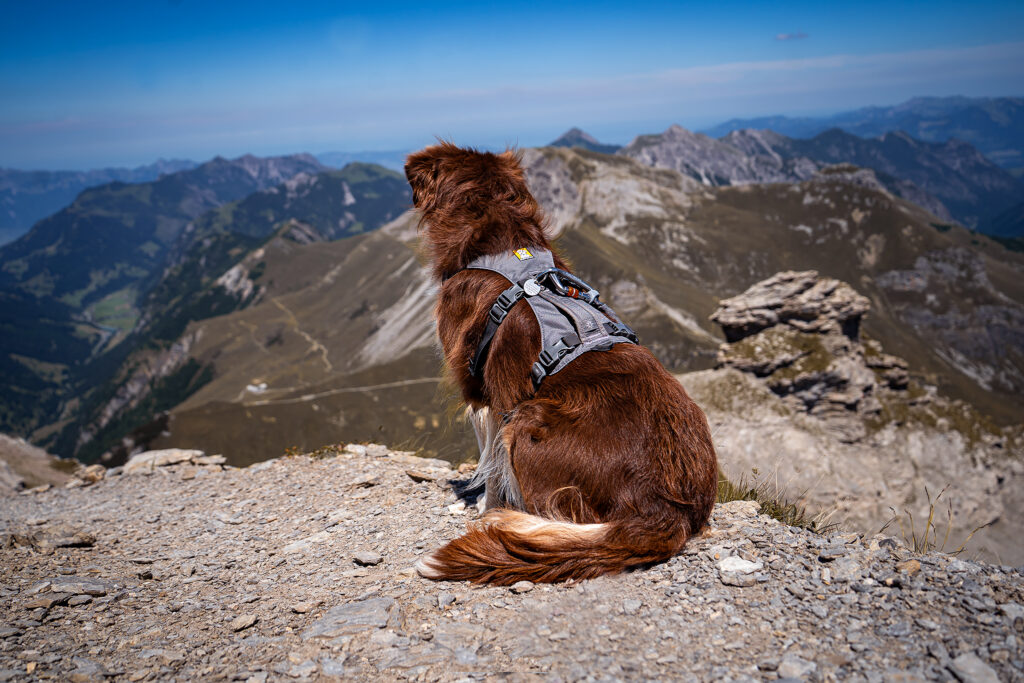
[468,407,523,510]
[501,514,607,540]
[415,555,444,579]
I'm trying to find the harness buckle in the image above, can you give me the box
[604,321,639,344]
[489,285,525,324]
[537,333,582,370]
[488,303,508,325]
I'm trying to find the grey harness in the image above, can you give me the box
[461,247,638,388]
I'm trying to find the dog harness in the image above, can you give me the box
[461,247,638,388]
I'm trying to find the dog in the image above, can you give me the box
[405,142,718,584]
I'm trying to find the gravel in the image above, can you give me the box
[1,445,1021,681]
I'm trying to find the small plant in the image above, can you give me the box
[717,468,835,532]
[307,443,345,459]
[880,485,993,555]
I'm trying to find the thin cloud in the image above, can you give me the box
[776,32,808,41]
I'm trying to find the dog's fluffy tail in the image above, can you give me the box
[415,508,690,585]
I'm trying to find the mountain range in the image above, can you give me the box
[0,159,197,246]
[619,125,1022,234]
[315,150,408,172]
[549,127,622,154]
[0,152,411,248]
[3,105,1024,464]
[0,155,410,450]
[702,96,1024,171]
[41,145,1017,469]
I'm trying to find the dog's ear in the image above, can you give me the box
[404,153,441,189]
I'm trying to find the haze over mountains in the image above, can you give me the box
[4,96,1020,249]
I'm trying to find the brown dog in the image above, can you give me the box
[405,142,717,584]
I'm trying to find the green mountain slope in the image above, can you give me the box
[54,164,411,462]
[0,155,326,432]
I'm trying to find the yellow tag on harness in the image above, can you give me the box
[513,248,534,261]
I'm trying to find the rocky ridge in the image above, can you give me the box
[618,124,1024,231]
[2,445,1023,682]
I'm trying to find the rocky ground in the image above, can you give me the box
[1,445,1022,682]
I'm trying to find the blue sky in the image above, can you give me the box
[1,0,1022,169]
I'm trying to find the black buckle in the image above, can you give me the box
[489,285,524,324]
[538,347,561,368]
[538,333,581,370]
[604,321,638,344]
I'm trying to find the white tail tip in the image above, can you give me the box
[415,554,443,579]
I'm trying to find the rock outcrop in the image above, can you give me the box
[1,446,1022,681]
[684,271,1023,564]
[711,271,887,441]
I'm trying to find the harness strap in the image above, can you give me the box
[468,283,525,377]
[461,247,639,388]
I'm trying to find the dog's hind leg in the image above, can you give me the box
[467,407,498,513]
[467,407,521,513]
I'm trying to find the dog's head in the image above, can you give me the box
[405,142,547,280]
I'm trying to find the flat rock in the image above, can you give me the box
[777,654,817,679]
[948,652,1000,683]
[229,614,258,632]
[281,531,333,554]
[301,598,394,639]
[353,550,383,566]
[47,577,117,596]
[717,556,763,574]
[124,448,203,474]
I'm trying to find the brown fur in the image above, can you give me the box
[405,142,718,585]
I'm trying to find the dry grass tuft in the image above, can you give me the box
[880,485,993,555]
[717,468,837,533]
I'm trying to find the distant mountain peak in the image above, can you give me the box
[549,128,620,155]
[557,127,599,144]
